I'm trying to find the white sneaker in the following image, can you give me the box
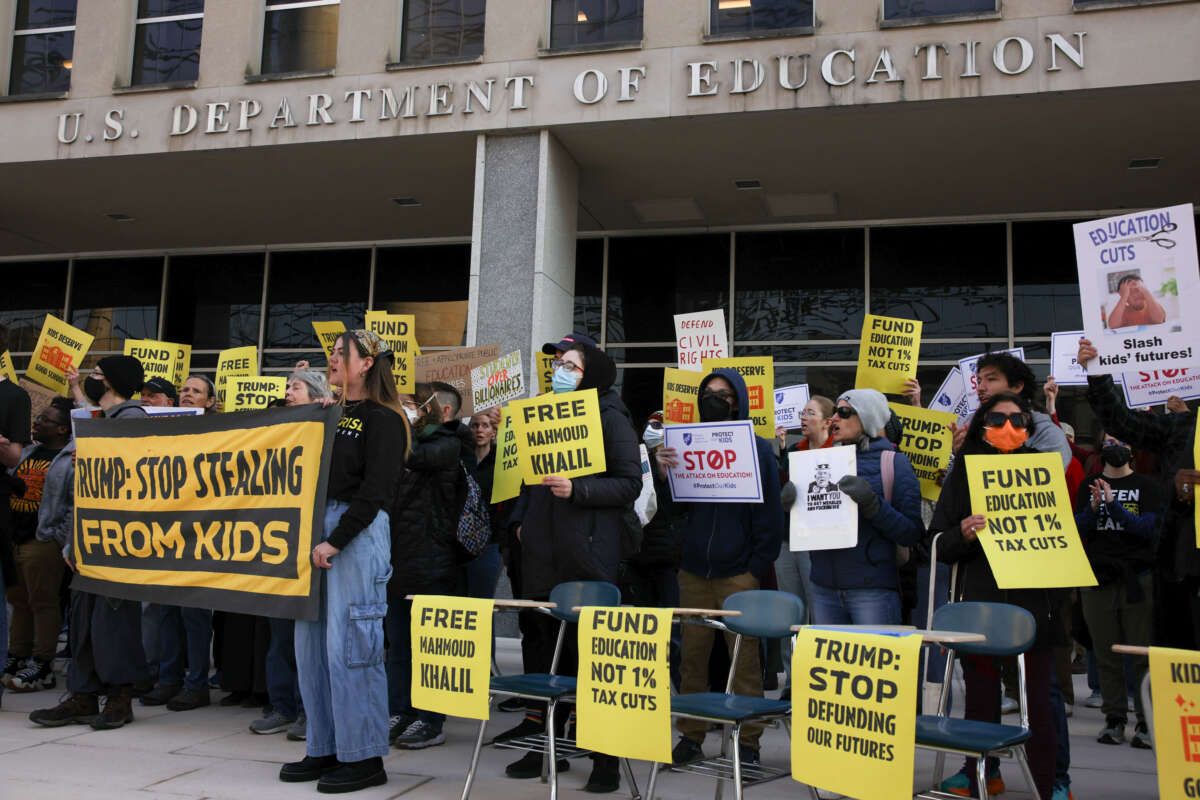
[1084,691,1103,708]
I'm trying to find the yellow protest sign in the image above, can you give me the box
[662,367,703,425]
[169,342,191,388]
[25,314,95,396]
[536,351,555,395]
[491,410,522,503]
[226,376,288,412]
[965,452,1097,589]
[888,403,955,502]
[792,628,922,800]
[509,388,606,485]
[312,321,346,358]
[365,310,416,392]
[410,595,493,721]
[124,339,177,385]
[215,345,258,410]
[701,356,775,439]
[1150,646,1200,798]
[0,351,16,384]
[576,606,672,764]
[856,314,923,394]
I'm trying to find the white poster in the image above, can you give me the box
[1074,204,1200,375]
[930,367,971,424]
[774,384,811,430]
[674,310,728,371]
[1050,330,1089,386]
[1120,367,1200,409]
[664,420,762,503]
[789,446,858,552]
[470,350,524,412]
[958,348,1027,413]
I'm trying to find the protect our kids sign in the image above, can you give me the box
[1074,204,1200,375]
[664,420,762,503]
[674,310,728,371]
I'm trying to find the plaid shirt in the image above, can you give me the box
[1086,375,1198,580]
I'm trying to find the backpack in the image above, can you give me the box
[454,464,492,559]
[879,449,910,567]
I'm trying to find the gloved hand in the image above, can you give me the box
[781,481,797,511]
[838,475,881,520]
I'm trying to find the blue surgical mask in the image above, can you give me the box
[643,425,664,450]
[552,367,579,394]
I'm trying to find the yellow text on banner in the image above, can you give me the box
[410,595,494,721]
[1150,646,1200,799]
[855,314,923,394]
[0,351,16,384]
[576,606,672,764]
[965,452,1098,589]
[312,321,346,358]
[509,388,606,485]
[702,357,775,439]
[365,311,416,392]
[490,410,522,503]
[169,342,192,388]
[537,352,555,395]
[25,314,95,396]
[887,403,955,502]
[124,339,177,385]
[227,376,288,412]
[792,628,922,800]
[215,346,257,411]
[663,367,703,425]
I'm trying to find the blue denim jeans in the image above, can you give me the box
[296,501,392,761]
[385,578,457,729]
[462,543,502,599]
[156,605,213,691]
[267,616,302,720]
[808,583,902,626]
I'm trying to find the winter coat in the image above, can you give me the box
[389,424,463,596]
[678,368,784,581]
[634,471,686,569]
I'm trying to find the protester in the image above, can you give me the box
[178,375,217,411]
[2,397,72,692]
[464,406,505,600]
[281,330,407,793]
[656,367,783,769]
[0,324,33,703]
[32,356,151,730]
[928,391,1059,800]
[139,377,177,407]
[284,369,331,409]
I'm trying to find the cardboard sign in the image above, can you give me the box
[124,339,177,386]
[19,378,58,426]
[312,321,346,359]
[792,628,921,800]
[25,314,95,396]
[536,352,556,396]
[965,452,1098,589]
[674,309,728,371]
[577,607,672,764]
[365,310,417,392]
[509,388,606,485]
[226,376,288,412]
[169,342,192,388]
[1051,330,1089,387]
[490,409,522,504]
[410,595,494,721]
[663,420,762,503]
[888,403,955,502]
[930,367,971,424]
[415,344,500,418]
[470,350,525,413]
[1121,367,1200,409]
[1074,204,1200,375]
[0,351,16,384]
[789,446,857,551]
[958,347,1026,413]
[775,384,811,430]
[215,345,257,410]
[855,314,923,394]
[701,356,775,440]
[663,367,703,425]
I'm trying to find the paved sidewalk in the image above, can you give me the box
[0,640,1156,799]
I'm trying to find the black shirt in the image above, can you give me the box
[327,400,408,550]
[9,445,61,544]
[1075,471,1161,582]
[0,379,32,534]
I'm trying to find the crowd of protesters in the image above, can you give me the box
[0,320,1186,797]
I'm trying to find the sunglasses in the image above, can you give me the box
[984,412,1030,429]
[832,406,857,419]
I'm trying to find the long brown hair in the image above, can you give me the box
[338,331,411,453]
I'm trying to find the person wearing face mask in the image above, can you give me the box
[1074,434,1158,750]
[928,391,1060,800]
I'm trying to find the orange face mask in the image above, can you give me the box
[984,421,1028,453]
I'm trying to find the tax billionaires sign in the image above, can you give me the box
[71,404,340,620]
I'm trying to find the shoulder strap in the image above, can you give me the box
[881,449,895,505]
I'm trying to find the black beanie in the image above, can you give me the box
[98,355,145,400]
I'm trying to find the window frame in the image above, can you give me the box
[7,0,77,98]
[395,0,487,67]
[127,2,206,89]
[878,0,1000,28]
[543,0,645,55]
[257,0,341,79]
[705,0,815,43]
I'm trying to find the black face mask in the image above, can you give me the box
[84,376,107,404]
[1101,445,1132,468]
[699,393,734,423]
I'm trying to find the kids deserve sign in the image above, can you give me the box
[1074,204,1200,375]
[663,420,762,503]
[26,314,94,396]
[855,314,922,394]
[662,367,702,425]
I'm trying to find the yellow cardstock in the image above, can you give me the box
[215,345,258,410]
[792,628,922,800]
[536,352,556,396]
[887,403,955,502]
[169,342,192,388]
[1150,646,1200,799]
[226,376,288,412]
[509,388,606,486]
[0,351,16,384]
[701,356,775,440]
[410,595,494,721]
[965,452,1098,589]
[490,410,522,504]
[312,321,346,358]
[365,310,416,392]
[662,367,703,425]
[25,314,95,396]
[856,314,923,394]
[124,339,178,385]
[576,606,672,764]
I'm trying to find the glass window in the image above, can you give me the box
[0,261,68,366]
[131,0,204,86]
[401,0,485,62]
[735,230,864,342]
[710,0,813,36]
[574,239,603,342]
[70,258,163,359]
[1012,220,1084,339]
[264,249,368,355]
[606,234,729,343]
[550,0,643,50]
[882,0,995,21]
[373,244,471,347]
[162,253,263,365]
[870,224,1007,339]
[9,1,77,95]
[261,0,338,75]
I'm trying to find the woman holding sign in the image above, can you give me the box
[928,392,1059,800]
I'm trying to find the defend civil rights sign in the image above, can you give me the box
[71,403,340,620]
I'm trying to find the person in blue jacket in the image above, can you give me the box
[655,367,783,768]
[806,388,923,626]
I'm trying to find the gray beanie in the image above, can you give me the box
[292,369,333,401]
[837,389,891,437]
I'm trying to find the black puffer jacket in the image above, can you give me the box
[511,345,642,599]
[389,424,462,597]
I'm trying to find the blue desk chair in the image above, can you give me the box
[916,601,1040,800]
[646,590,815,800]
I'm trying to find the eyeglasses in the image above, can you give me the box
[702,390,735,402]
[984,412,1030,429]
[832,406,857,419]
[551,359,583,374]
[34,413,64,425]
